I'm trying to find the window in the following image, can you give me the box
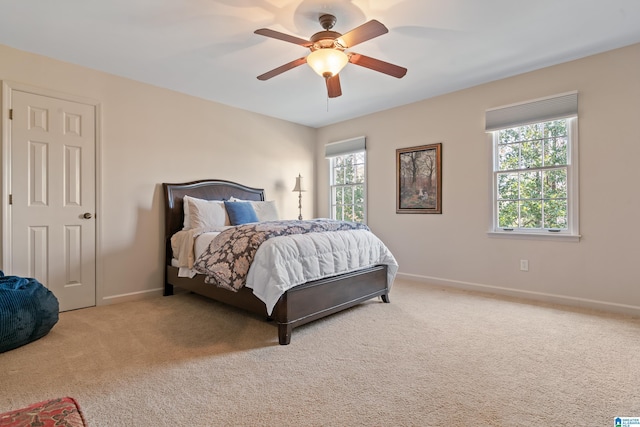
[330,152,366,223]
[325,137,366,223]
[486,92,579,240]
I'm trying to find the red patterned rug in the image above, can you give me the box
[0,397,86,427]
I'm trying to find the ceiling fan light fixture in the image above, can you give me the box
[306,48,348,78]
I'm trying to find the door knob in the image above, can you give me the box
[83,212,93,219]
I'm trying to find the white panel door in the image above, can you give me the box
[10,90,96,311]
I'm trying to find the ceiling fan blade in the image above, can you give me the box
[338,20,388,48]
[254,28,312,47]
[326,74,342,98]
[257,57,307,81]
[349,53,407,78]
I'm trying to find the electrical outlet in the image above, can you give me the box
[520,259,529,271]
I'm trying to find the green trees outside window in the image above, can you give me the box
[496,120,569,230]
[330,152,366,223]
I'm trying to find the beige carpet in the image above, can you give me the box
[1,278,640,426]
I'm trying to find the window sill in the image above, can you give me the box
[487,231,581,242]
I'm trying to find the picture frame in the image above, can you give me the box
[396,143,442,214]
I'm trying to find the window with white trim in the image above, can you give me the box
[326,137,367,224]
[486,93,579,239]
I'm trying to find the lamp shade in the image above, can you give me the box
[292,174,306,192]
[306,49,348,78]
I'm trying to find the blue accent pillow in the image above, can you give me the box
[224,201,259,225]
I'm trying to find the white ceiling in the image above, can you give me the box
[1,0,640,128]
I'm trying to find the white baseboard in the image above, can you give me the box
[100,287,163,305]
[396,272,640,317]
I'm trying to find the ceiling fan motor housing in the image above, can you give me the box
[309,14,344,51]
[310,30,344,50]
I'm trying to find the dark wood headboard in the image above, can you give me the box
[162,179,265,261]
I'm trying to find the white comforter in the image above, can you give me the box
[246,229,398,315]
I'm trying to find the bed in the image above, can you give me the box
[163,179,397,345]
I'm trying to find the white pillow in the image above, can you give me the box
[183,197,192,230]
[183,196,229,229]
[230,198,279,222]
[251,200,279,222]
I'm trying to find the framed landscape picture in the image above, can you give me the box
[396,143,442,214]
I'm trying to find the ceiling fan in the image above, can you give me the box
[254,14,407,98]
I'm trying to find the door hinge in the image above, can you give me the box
[9,109,13,120]
[9,194,12,205]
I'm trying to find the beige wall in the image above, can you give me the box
[0,44,316,303]
[3,42,640,315]
[316,43,640,315]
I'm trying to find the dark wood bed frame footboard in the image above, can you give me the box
[163,179,390,345]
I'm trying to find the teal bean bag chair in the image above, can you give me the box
[0,271,59,353]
